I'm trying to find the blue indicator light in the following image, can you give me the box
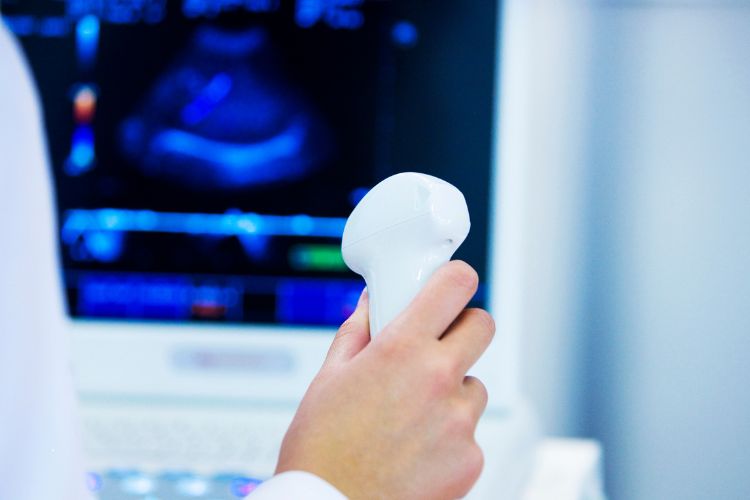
[77,16,99,39]
[392,20,419,48]
[230,476,262,497]
[76,15,100,68]
[70,143,95,169]
[120,474,154,495]
[82,231,124,263]
[85,472,102,492]
[175,476,209,496]
[65,125,96,175]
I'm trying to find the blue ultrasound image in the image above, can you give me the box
[3,0,498,329]
[119,26,332,189]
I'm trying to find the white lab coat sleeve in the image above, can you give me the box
[249,471,348,500]
[0,22,93,500]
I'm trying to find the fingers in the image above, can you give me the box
[462,376,489,421]
[441,308,495,375]
[390,261,479,341]
[324,288,370,366]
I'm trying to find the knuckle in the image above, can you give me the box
[465,308,496,339]
[376,333,413,360]
[467,376,489,408]
[443,261,479,291]
[429,356,459,392]
[478,383,489,408]
[436,353,463,379]
[447,400,478,436]
[430,370,452,395]
[478,309,497,336]
[337,319,359,337]
[467,443,485,477]
[453,444,485,499]
[446,356,465,378]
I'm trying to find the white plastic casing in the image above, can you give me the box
[342,172,471,336]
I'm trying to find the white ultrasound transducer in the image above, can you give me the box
[341,172,471,336]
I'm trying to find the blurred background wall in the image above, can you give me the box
[510,0,750,498]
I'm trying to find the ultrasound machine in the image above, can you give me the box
[3,1,600,498]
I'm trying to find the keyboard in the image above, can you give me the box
[81,402,297,499]
[87,469,264,499]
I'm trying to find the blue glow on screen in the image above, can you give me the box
[62,209,347,244]
[75,273,362,324]
[84,469,268,498]
[295,0,364,30]
[181,73,234,125]
[77,274,193,319]
[117,25,332,189]
[230,477,263,497]
[183,0,280,18]
[4,0,370,37]
[65,125,96,175]
[66,0,167,25]
[39,17,70,37]
[194,26,267,55]
[70,142,94,168]
[3,16,35,36]
[85,472,103,493]
[76,15,100,67]
[154,122,297,165]
[83,231,124,262]
[276,279,361,325]
[145,119,308,185]
[392,20,419,48]
[238,233,271,260]
[348,187,369,207]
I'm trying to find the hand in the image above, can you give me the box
[275,261,495,499]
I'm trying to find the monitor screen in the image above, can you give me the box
[2,0,498,327]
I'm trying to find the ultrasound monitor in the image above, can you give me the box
[2,1,501,405]
[1,3,518,495]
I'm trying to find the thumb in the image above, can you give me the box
[324,288,370,366]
